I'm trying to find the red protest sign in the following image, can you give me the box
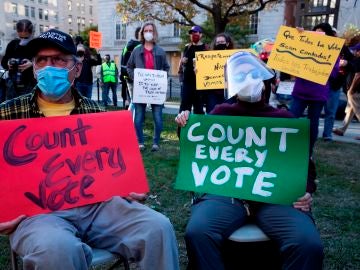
[89,31,102,49]
[0,111,148,222]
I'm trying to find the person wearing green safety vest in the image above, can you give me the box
[100,54,118,107]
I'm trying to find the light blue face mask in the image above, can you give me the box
[35,65,75,101]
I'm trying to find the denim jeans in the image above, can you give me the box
[323,89,341,138]
[134,103,163,145]
[102,82,117,106]
[76,82,93,99]
[290,96,326,157]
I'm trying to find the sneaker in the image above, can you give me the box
[151,144,160,152]
[139,144,145,151]
[332,128,344,136]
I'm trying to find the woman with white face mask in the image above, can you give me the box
[1,19,37,100]
[126,22,170,152]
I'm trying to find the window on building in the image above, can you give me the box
[248,13,258,35]
[38,0,42,4]
[173,23,181,37]
[89,19,93,26]
[39,8,43,19]
[77,3,80,12]
[115,23,126,40]
[39,24,44,33]
[81,3,85,14]
[89,5,93,15]
[11,3,18,15]
[54,12,58,22]
[31,7,35,18]
[77,17,81,33]
[68,15,72,24]
[44,10,48,21]
[68,1,72,11]
[13,20,17,31]
[25,5,30,17]
[297,0,340,29]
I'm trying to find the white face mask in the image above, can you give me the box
[144,32,153,42]
[19,38,31,46]
[227,72,264,103]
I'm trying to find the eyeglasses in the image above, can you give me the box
[33,55,75,68]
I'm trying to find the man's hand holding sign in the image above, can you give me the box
[0,111,148,222]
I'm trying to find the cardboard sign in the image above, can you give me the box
[195,49,257,90]
[133,68,168,104]
[267,25,345,85]
[89,31,102,49]
[276,81,295,95]
[175,114,309,205]
[0,111,148,222]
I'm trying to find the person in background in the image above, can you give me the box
[1,19,37,100]
[0,28,180,270]
[100,54,118,107]
[120,26,141,109]
[179,25,209,114]
[199,32,234,113]
[322,28,354,141]
[75,44,102,99]
[175,51,323,270]
[127,22,170,152]
[333,42,360,139]
[290,22,339,157]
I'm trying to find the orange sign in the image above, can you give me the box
[89,31,102,49]
[0,111,148,222]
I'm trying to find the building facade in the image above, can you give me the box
[0,0,98,58]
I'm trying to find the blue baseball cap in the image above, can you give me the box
[350,43,360,52]
[189,26,202,34]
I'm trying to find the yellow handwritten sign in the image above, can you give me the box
[267,25,345,85]
[195,49,257,90]
[89,31,102,49]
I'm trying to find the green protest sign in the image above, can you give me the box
[175,114,310,205]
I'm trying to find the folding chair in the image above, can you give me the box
[10,242,130,270]
[226,223,281,269]
[228,223,270,242]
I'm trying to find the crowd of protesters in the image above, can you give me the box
[0,18,359,270]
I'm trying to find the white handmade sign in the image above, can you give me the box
[133,68,168,104]
[276,81,295,95]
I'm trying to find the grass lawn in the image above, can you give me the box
[1,112,359,269]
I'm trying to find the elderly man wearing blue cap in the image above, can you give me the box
[0,28,179,270]
[178,25,209,115]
